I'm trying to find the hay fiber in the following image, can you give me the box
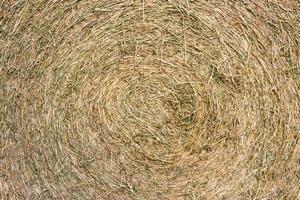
[1,0,300,199]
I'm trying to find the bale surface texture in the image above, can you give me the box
[1,0,300,199]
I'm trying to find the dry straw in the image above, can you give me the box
[1,0,300,199]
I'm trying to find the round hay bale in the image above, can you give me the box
[1,0,299,199]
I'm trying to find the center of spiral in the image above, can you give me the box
[100,66,199,163]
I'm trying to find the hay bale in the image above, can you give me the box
[1,0,299,199]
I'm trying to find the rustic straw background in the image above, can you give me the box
[1,0,300,199]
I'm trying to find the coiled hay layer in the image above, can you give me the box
[1,0,300,199]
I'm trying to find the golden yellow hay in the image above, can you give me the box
[1,0,299,199]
